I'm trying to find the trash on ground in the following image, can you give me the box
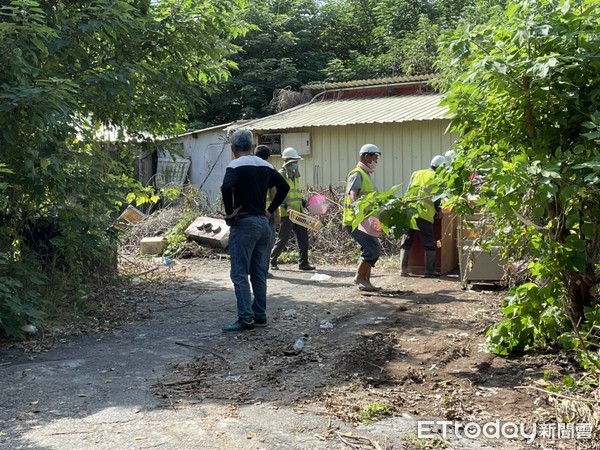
[310,273,332,282]
[283,337,305,356]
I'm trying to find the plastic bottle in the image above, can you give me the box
[293,337,305,352]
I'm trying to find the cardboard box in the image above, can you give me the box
[119,205,147,224]
[457,214,506,286]
[407,214,458,275]
[140,237,167,255]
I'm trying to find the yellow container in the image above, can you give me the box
[288,210,324,232]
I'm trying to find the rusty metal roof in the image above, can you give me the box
[239,93,448,131]
[302,74,438,92]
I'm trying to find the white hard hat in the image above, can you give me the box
[281,147,302,160]
[430,155,446,168]
[359,144,381,155]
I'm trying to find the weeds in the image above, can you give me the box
[360,402,392,424]
[122,185,404,266]
[402,431,449,449]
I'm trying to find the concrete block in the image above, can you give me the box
[184,217,230,248]
[140,237,167,255]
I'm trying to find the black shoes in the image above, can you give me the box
[254,318,268,327]
[222,319,255,332]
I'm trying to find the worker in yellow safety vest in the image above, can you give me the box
[343,144,382,292]
[270,147,315,271]
[400,155,446,277]
[255,145,279,278]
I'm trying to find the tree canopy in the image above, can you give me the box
[0,0,246,337]
[189,0,477,127]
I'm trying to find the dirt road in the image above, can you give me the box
[0,259,593,449]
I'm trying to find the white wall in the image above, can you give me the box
[184,120,456,203]
[179,128,231,204]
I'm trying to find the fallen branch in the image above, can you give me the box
[135,266,160,277]
[175,341,230,367]
[335,431,383,450]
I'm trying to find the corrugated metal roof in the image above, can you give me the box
[178,122,232,138]
[239,93,449,131]
[303,74,438,91]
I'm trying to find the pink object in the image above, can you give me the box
[306,194,328,215]
[358,216,382,237]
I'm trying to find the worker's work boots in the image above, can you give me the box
[424,250,441,277]
[353,260,380,291]
[399,249,410,276]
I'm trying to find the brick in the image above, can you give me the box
[140,237,167,255]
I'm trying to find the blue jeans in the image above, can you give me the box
[346,226,381,266]
[228,215,271,322]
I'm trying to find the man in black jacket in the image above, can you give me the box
[221,130,289,332]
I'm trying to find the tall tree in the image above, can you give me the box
[191,0,479,125]
[320,0,480,80]
[189,0,332,126]
[0,0,246,337]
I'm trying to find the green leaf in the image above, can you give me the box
[581,222,596,240]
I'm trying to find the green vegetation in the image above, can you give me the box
[354,0,599,376]
[402,432,449,450]
[360,402,392,424]
[0,0,246,337]
[189,0,478,126]
[436,0,600,369]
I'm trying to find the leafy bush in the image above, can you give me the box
[0,1,243,338]
[486,281,569,355]
[360,402,392,424]
[0,253,47,338]
[436,0,600,365]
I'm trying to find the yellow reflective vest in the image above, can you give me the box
[407,168,436,228]
[343,167,374,227]
[278,170,303,218]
